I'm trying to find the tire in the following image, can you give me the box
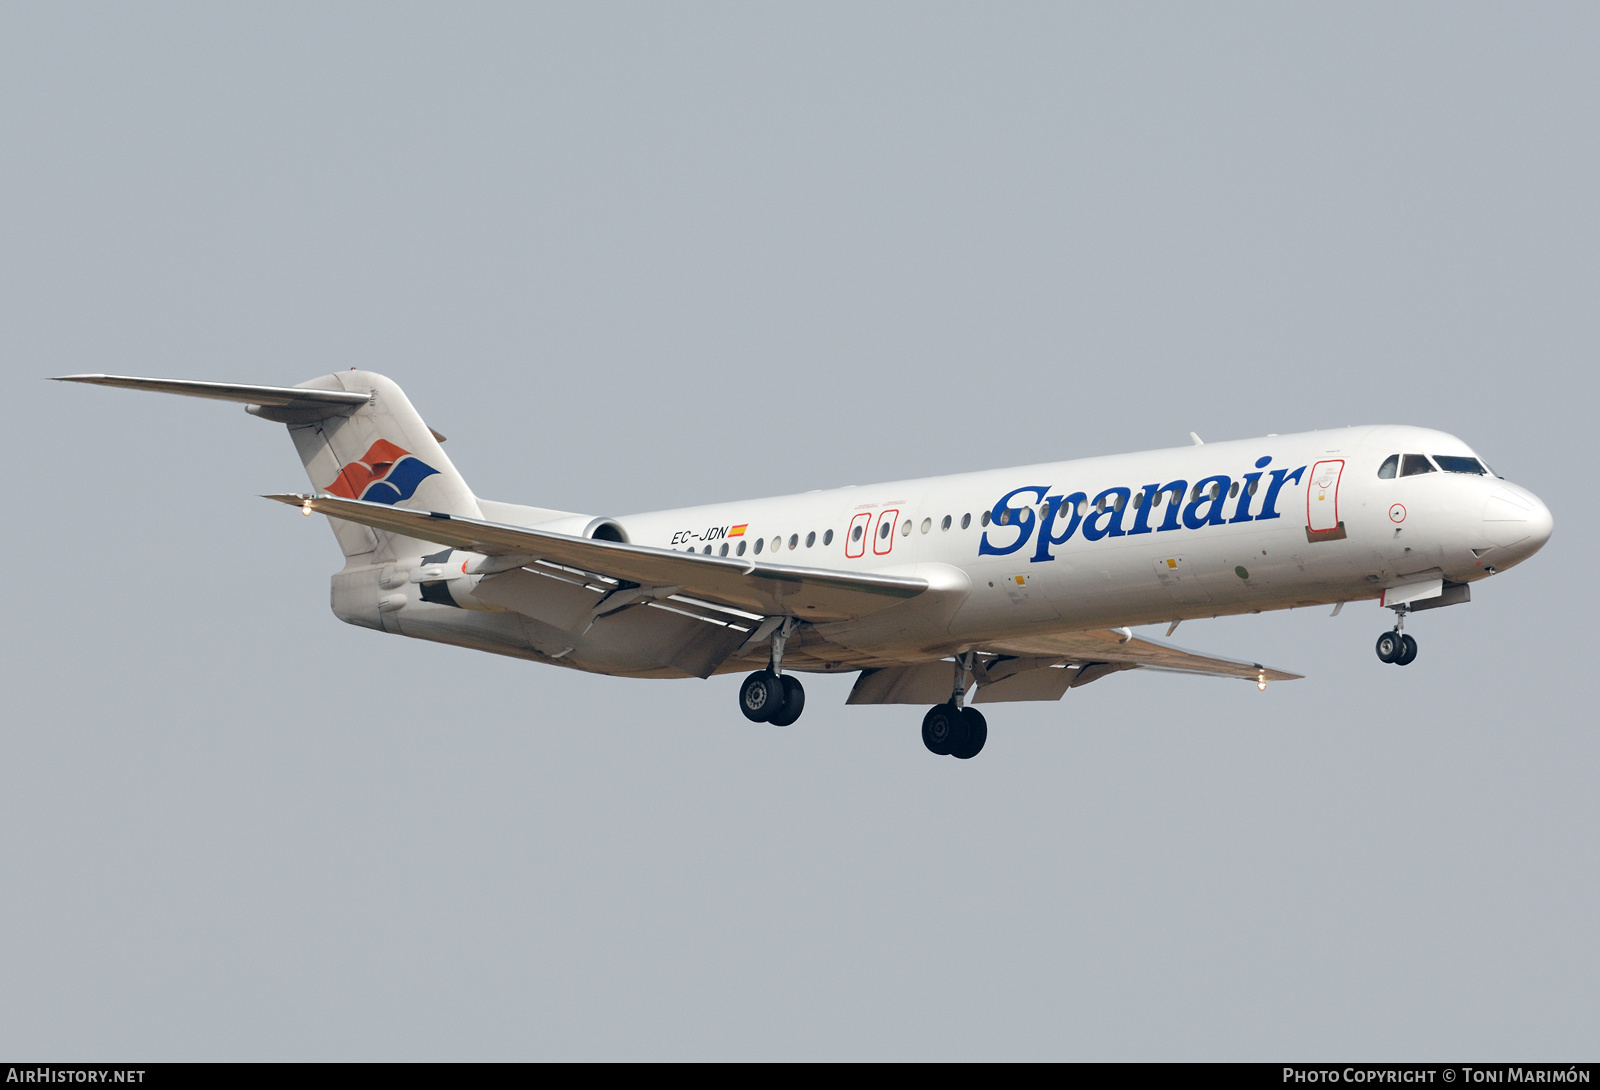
[1375,631,1402,664]
[769,675,806,726]
[921,702,969,756]
[951,707,988,760]
[1395,634,1418,666]
[739,670,784,723]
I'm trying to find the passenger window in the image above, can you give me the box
[983,511,993,527]
[1434,455,1488,475]
[851,525,863,543]
[805,531,815,548]
[878,521,892,540]
[823,529,833,546]
[962,513,972,529]
[719,543,729,556]
[788,534,798,550]
[921,518,932,534]
[754,538,764,554]
[736,540,746,556]
[1400,454,1436,477]
[941,515,952,531]
[1377,454,1399,479]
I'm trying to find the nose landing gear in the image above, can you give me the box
[1375,608,1419,666]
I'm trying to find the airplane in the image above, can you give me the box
[56,370,1553,760]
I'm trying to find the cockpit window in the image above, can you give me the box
[1434,455,1488,475]
[1400,454,1436,477]
[1377,454,1399,479]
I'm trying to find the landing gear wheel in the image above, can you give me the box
[1395,634,1418,666]
[1375,631,1403,664]
[739,670,784,723]
[951,707,988,760]
[769,675,806,726]
[921,702,969,756]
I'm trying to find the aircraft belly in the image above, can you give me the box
[394,602,556,660]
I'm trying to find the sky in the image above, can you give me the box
[1,3,1595,1060]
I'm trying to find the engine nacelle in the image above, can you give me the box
[354,511,629,617]
[526,514,630,543]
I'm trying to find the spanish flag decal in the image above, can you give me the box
[729,524,748,537]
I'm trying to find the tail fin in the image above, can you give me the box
[281,371,481,561]
[55,370,482,562]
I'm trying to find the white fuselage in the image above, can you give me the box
[604,425,1548,651]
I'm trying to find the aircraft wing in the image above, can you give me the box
[268,493,928,622]
[981,629,1302,684]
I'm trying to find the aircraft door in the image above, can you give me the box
[1307,460,1345,535]
[845,511,872,559]
[873,509,900,556]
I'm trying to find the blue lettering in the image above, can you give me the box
[1127,483,1162,536]
[1256,465,1306,521]
[1081,487,1132,541]
[979,485,1048,556]
[1031,491,1087,563]
[1230,473,1263,523]
[1183,475,1232,529]
[1156,480,1188,532]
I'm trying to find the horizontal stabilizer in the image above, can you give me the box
[268,492,932,623]
[55,374,370,423]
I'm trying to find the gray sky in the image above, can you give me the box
[2,3,1595,1060]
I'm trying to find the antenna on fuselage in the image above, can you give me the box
[1189,432,1204,446]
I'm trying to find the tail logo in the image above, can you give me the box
[323,439,439,505]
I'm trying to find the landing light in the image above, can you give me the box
[302,498,313,516]
[1257,672,1266,692]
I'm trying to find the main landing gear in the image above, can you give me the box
[739,619,806,726]
[922,703,987,760]
[921,652,987,760]
[1375,607,1419,666]
[739,670,805,725]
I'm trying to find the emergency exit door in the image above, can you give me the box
[845,511,872,559]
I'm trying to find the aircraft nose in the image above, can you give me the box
[1525,492,1554,551]
[1481,485,1553,565]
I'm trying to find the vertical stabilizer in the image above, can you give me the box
[282,371,482,563]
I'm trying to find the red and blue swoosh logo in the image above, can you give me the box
[323,439,439,504]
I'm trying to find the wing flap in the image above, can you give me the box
[270,492,929,622]
[982,629,1301,683]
